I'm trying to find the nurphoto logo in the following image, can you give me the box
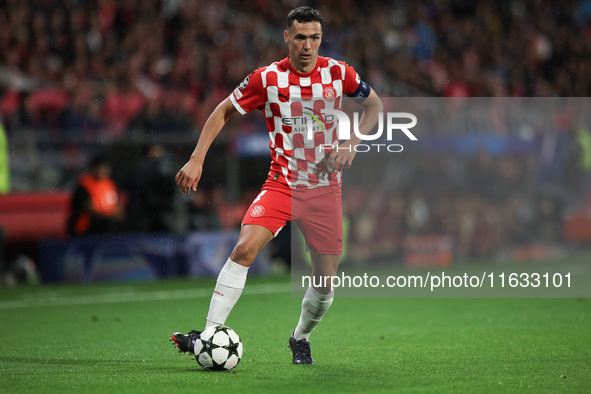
[311,108,418,153]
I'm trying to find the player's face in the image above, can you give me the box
[284,21,322,73]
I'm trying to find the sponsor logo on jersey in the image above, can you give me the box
[250,205,265,217]
[282,106,336,135]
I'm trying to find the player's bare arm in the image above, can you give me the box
[329,88,383,171]
[176,97,237,195]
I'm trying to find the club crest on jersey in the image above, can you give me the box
[239,75,249,89]
[323,86,337,102]
[250,205,265,217]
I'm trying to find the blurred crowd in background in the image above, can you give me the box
[3,0,591,136]
[2,0,591,263]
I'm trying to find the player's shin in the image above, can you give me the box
[293,286,334,340]
[205,258,249,329]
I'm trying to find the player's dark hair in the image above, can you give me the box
[287,6,323,28]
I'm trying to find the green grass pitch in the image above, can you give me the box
[1,276,590,393]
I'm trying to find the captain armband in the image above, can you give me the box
[347,80,371,103]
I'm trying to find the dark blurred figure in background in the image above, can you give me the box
[67,155,124,235]
[0,121,9,281]
[186,188,222,231]
[127,143,177,233]
[0,121,9,194]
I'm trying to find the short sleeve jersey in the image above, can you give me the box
[229,56,361,189]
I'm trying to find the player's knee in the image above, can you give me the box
[311,254,340,276]
[230,242,258,265]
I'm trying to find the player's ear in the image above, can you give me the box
[284,29,288,43]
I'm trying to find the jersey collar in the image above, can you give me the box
[282,56,321,77]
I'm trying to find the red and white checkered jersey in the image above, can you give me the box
[229,56,361,189]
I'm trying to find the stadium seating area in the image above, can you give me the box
[2,0,591,137]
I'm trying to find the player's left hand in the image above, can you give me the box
[328,141,356,171]
[175,158,203,195]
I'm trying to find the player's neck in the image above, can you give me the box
[288,56,318,75]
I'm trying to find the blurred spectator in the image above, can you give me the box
[67,155,124,235]
[3,0,591,139]
[127,143,177,232]
[128,96,171,135]
[0,121,9,193]
[0,121,7,283]
[57,87,104,139]
[464,149,497,200]
[187,188,222,231]
[127,92,193,136]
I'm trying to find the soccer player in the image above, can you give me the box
[171,6,382,364]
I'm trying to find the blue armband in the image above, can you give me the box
[347,80,371,103]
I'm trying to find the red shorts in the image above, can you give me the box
[242,180,343,255]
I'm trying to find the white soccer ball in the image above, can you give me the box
[193,325,243,371]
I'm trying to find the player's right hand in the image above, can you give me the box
[175,159,203,195]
